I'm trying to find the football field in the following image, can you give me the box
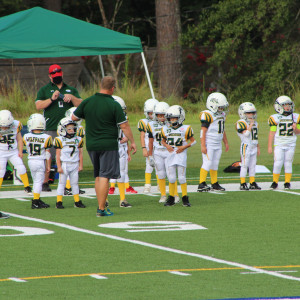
[0,175,299,300]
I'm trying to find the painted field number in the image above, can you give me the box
[98,221,207,232]
[0,226,54,237]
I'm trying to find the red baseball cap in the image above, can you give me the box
[49,64,62,77]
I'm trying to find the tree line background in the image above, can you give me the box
[1,0,300,104]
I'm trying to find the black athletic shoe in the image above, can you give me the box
[211,182,225,191]
[249,182,261,190]
[120,200,132,208]
[42,182,52,192]
[64,188,72,195]
[39,199,50,208]
[105,201,109,208]
[79,189,85,194]
[284,182,291,190]
[31,200,42,209]
[164,196,175,206]
[240,183,249,191]
[197,182,210,192]
[56,202,64,209]
[0,212,10,219]
[269,182,278,190]
[182,195,191,207]
[24,186,33,195]
[74,200,86,208]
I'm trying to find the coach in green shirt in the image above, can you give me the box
[35,64,82,191]
[72,76,137,217]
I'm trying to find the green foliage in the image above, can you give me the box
[183,0,300,103]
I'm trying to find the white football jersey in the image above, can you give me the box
[161,124,194,167]
[146,120,166,150]
[235,119,258,147]
[268,113,300,146]
[54,136,84,162]
[0,120,22,151]
[138,118,150,148]
[199,110,226,146]
[23,132,53,160]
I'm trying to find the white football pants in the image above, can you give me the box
[273,146,295,174]
[28,160,45,194]
[57,162,79,196]
[240,144,258,178]
[0,150,26,178]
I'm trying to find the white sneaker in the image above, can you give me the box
[143,184,151,194]
[174,195,180,203]
[159,195,167,203]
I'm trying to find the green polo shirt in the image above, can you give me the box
[35,82,81,131]
[74,93,127,151]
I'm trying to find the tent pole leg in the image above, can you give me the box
[141,52,155,99]
[98,55,105,78]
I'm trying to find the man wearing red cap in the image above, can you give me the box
[35,64,82,191]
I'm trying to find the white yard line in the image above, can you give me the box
[275,190,300,196]
[89,274,107,280]
[168,271,191,276]
[3,212,300,283]
[8,277,27,282]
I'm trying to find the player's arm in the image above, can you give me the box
[56,148,63,173]
[268,131,276,154]
[257,143,260,156]
[161,137,173,153]
[200,126,208,154]
[119,121,137,155]
[222,131,229,152]
[78,148,83,172]
[177,136,197,154]
[45,149,51,173]
[16,132,23,158]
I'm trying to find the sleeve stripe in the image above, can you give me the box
[268,116,277,126]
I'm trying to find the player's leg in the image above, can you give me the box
[125,153,137,194]
[144,156,153,193]
[248,149,261,190]
[118,151,131,208]
[240,143,250,190]
[178,165,190,207]
[198,147,212,192]
[56,163,68,209]
[68,163,85,208]
[271,146,284,189]
[164,165,176,206]
[283,146,295,189]
[154,152,167,203]
[0,152,8,189]
[210,148,225,191]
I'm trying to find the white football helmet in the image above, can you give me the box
[113,95,127,110]
[274,95,294,115]
[153,102,170,124]
[144,98,159,119]
[206,92,229,115]
[166,105,185,127]
[238,102,257,121]
[65,107,82,126]
[57,117,77,138]
[0,110,14,134]
[27,113,46,132]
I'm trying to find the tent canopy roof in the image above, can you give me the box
[0,7,143,59]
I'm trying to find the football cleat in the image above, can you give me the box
[64,188,73,195]
[182,195,191,207]
[120,200,132,208]
[42,182,52,192]
[269,182,278,190]
[249,182,261,190]
[284,182,291,190]
[97,208,114,217]
[74,200,86,208]
[211,182,225,191]
[143,184,151,194]
[159,195,167,203]
[197,182,210,192]
[56,202,64,209]
[126,186,138,194]
[39,199,50,208]
[0,212,10,219]
[174,195,180,203]
[240,183,249,190]
[105,201,109,207]
[108,187,115,195]
[79,189,85,194]
[31,200,42,209]
[164,196,175,206]
[24,186,33,196]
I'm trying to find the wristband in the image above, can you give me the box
[190,140,197,147]
[50,98,54,102]
[142,147,146,149]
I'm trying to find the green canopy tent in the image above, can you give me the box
[0,7,155,97]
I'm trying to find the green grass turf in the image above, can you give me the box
[0,189,299,299]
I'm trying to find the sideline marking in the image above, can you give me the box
[275,190,300,196]
[15,198,30,202]
[3,212,300,283]
[1,266,299,282]
[8,277,27,282]
[169,271,191,276]
[89,274,107,280]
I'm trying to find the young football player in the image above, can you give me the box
[64,107,85,196]
[236,102,261,190]
[268,95,300,189]
[161,105,196,206]
[137,98,159,193]
[23,114,53,208]
[0,110,32,194]
[198,92,229,192]
[108,96,133,207]
[147,101,170,203]
[54,117,85,208]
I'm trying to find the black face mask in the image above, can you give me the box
[53,76,63,85]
